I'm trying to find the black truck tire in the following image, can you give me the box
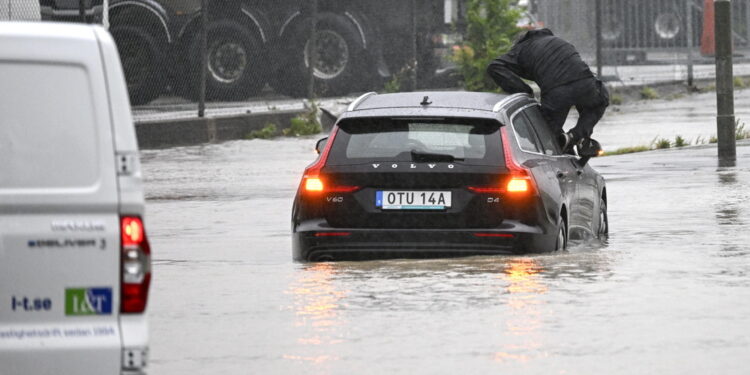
[272,12,368,98]
[110,24,165,105]
[190,19,266,101]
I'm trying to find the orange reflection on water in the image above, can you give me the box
[284,262,348,371]
[494,258,548,364]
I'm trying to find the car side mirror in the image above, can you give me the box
[315,137,329,155]
[577,138,603,166]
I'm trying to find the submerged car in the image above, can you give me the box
[292,91,607,262]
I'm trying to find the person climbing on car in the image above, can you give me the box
[486,28,609,152]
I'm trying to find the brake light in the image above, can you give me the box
[468,186,506,194]
[314,232,351,237]
[120,216,151,314]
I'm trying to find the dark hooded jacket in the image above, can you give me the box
[487,29,594,95]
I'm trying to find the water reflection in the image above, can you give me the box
[714,170,748,257]
[284,263,347,371]
[495,258,548,364]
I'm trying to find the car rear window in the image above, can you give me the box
[328,118,504,166]
[0,62,99,189]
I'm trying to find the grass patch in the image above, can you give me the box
[640,86,659,100]
[610,94,623,105]
[673,135,687,147]
[604,145,652,156]
[734,76,746,89]
[709,136,718,144]
[736,119,750,140]
[245,123,278,140]
[655,138,672,149]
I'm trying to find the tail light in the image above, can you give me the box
[300,127,361,195]
[121,216,151,313]
[468,128,537,196]
[501,127,536,196]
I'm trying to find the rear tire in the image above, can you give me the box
[597,198,609,239]
[555,216,568,251]
[190,19,266,101]
[110,24,165,105]
[271,12,368,98]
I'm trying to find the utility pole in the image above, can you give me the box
[78,0,86,23]
[198,0,208,118]
[686,0,694,87]
[714,0,736,166]
[595,0,603,78]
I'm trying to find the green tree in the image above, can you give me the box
[452,0,522,92]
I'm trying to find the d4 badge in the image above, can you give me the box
[65,287,113,316]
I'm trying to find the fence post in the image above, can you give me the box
[715,0,736,166]
[595,0,603,78]
[78,0,86,23]
[411,0,418,91]
[307,0,318,100]
[686,0,694,87]
[198,0,207,118]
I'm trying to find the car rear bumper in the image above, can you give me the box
[293,219,555,262]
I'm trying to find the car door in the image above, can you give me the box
[509,107,564,229]
[520,105,584,232]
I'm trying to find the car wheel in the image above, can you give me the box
[191,19,266,101]
[110,25,165,105]
[272,12,367,98]
[597,198,609,239]
[555,216,568,252]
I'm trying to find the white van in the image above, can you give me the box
[0,22,150,375]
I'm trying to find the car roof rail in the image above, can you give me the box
[347,92,377,112]
[492,93,533,113]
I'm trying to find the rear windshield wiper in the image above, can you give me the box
[410,150,463,162]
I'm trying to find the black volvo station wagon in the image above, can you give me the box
[292,91,608,262]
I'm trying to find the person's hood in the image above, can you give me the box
[517,28,554,44]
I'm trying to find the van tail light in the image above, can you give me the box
[121,216,151,314]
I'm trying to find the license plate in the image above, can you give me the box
[376,191,452,210]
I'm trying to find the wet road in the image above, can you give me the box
[141,140,750,372]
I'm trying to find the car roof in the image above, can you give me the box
[339,91,533,122]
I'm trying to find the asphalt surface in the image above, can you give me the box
[141,120,750,373]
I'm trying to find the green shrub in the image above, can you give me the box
[451,0,521,92]
[673,135,687,147]
[640,86,659,100]
[610,94,623,105]
[709,136,718,144]
[283,102,322,137]
[246,123,277,140]
[384,63,415,93]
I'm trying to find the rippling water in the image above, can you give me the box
[141,134,750,374]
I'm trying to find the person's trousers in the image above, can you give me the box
[540,77,610,141]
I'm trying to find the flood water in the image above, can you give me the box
[141,111,750,373]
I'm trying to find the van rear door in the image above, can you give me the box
[0,24,121,374]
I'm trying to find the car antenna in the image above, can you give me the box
[420,96,432,106]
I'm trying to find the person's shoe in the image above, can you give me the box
[559,132,576,152]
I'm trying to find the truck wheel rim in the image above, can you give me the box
[655,12,681,40]
[304,30,349,80]
[208,40,247,84]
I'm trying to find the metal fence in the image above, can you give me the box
[536,0,750,86]
[4,0,750,115]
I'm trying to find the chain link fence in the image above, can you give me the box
[3,0,750,116]
[536,0,750,87]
